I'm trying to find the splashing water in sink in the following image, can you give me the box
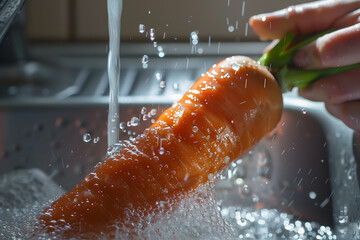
[0,166,338,239]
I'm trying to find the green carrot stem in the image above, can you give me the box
[257,32,294,67]
[269,29,333,69]
[278,63,360,92]
[258,29,360,92]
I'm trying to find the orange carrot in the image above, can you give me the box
[37,56,283,237]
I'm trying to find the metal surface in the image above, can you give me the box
[0,0,26,42]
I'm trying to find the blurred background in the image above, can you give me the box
[24,0,312,43]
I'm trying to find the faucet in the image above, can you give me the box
[0,0,26,42]
[0,0,28,67]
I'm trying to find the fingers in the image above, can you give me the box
[299,67,360,132]
[326,102,360,132]
[334,8,360,28]
[298,67,360,104]
[293,23,360,68]
[249,0,360,40]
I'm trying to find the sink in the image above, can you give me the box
[0,94,355,227]
[0,43,358,238]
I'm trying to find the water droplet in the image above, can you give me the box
[150,28,155,41]
[93,137,100,143]
[150,109,157,116]
[241,184,251,195]
[244,22,249,36]
[309,191,317,199]
[153,41,158,47]
[190,31,199,45]
[158,51,165,58]
[237,217,248,227]
[347,169,353,180]
[242,0,246,16]
[159,147,165,155]
[119,122,125,130]
[151,119,155,123]
[157,46,165,58]
[159,80,166,89]
[141,107,147,115]
[228,26,234,32]
[142,55,149,64]
[130,117,140,126]
[192,126,199,133]
[155,72,162,80]
[139,24,145,33]
[83,133,91,143]
[232,62,241,71]
[301,108,307,115]
[252,195,259,203]
[173,82,179,91]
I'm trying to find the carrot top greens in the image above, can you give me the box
[258,30,360,92]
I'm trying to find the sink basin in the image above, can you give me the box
[0,94,355,224]
[0,43,358,238]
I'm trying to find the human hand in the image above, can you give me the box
[249,0,360,131]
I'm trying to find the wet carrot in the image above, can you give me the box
[37,56,283,237]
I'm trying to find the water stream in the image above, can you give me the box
[107,0,122,147]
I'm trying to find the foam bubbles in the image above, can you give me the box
[111,182,236,240]
[0,169,64,239]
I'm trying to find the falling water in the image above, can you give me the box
[107,0,123,147]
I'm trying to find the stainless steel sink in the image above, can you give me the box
[0,43,359,238]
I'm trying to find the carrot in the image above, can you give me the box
[37,56,283,237]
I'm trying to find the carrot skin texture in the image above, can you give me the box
[38,56,283,237]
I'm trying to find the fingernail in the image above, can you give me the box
[250,14,267,22]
